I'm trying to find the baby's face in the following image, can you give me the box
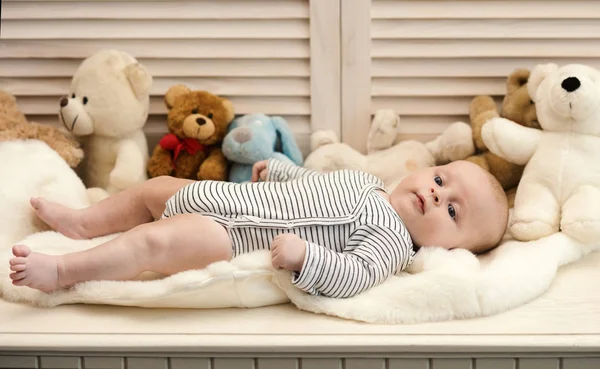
[390,161,506,251]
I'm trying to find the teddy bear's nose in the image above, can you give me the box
[561,77,581,92]
[60,97,69,108]
[196,117,206,126]
[233,127,252,143]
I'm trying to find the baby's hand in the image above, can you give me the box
[251,160,269,182]
[270,234,306,272]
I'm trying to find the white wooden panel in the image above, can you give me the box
[0,59,310,78]
[125,357,167,369]
[341,0,371,153]
[300,359,340,369]
[83,356,124,369]
[388,359,429,369]
[213,358,254,369]
[431,359,472,369]
[40,356,81,369]
[170,358,210,369]
[345,359,385,369]
[0,356,38,369]
[309,0,341,136]
[475,359,515,369]
[372,0,600,19]
[3,1,309,20]
[562,358,600,369]
[372,97,502,115]
[256,358,297,369]
[372,77,506,96]
[518,359,558,369]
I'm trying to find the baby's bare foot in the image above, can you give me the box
[30,197,88,239]
[9,245,65,293]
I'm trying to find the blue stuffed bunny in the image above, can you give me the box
[222,113,304,183]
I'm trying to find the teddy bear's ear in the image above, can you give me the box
[124,63,153,101]
[164,85,191,110]
[220,97,235,123]
[506,68,530,95]
[527,63,558,102]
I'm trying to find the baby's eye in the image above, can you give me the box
[448,204,456,219]
[434,175,443,186]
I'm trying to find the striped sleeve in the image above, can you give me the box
[291,224,413,298]
[266,158,321,182]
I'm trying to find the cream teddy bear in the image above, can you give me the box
[304,109,475,191]
[59,49,152,203]
[483,63,600,244]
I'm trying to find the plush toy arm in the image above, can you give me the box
[266,158,321,182]
[482,117,542,165]
[198,148,228,181]
[366,109,400,154]
[425,121,475,164]
[147,145,174,178]
[110,139,145,190]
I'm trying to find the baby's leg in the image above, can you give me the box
[561,185,600,244]
[510,180,560,241]
[9,214,232,293]
[31,176,194,239]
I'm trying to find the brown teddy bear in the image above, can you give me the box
[147,85,234,181]
[465,68,541,206]
[0,90,83,168]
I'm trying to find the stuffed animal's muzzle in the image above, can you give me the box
[550,76,599,120]
[59,96,94,136]
[182,114,215,141]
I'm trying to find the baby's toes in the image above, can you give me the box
[12,245,31,258]
[10,263,26,272]
[9,257,27,266]
[12,277,31,286]
[9,271,27,281]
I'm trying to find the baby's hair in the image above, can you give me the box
[471,169,509,255]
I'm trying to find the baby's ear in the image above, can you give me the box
[164,84,191,110]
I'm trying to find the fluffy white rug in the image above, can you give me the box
[1,139,599,324]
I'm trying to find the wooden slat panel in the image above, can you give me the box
[40,356,81,369]
[371,58,600,77]
[0,39,310,59]
[125,357,167,369]
[83,357,124,369]
[372,39,600,58]
[475,359,515,369]
[213,358,254,369]
[388,359,429,369]
[3,0,309,20]
[372,77,505,96]
[256,358,297,369]
[345,359,385,369]
[431,359,472,369]
[0,58,310,78]
[2,19,309,39]
[0,77,310,97]
[372,20,600,39]
[170,358,210,369]
[372,0,600,19]
[518,359,559,369]
[16,96,311,115]
[372,96,502,115]
[562,358,600,369]
[300,359,340,369]
[0,356,38,369]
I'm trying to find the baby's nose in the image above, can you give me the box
[430,188,440,205]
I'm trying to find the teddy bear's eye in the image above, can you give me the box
[71,93,76,98]
[83,97,88,105]
[529,99,534,104]
[192,108,198,114]
[208,113,213,119]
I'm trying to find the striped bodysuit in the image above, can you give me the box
[161,159,415,298]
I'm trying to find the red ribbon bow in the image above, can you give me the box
[159,133,205,168]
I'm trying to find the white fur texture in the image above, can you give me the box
[59,49,151,201]
[483,63,600,244]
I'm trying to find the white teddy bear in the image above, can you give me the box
[59,49,152,203]
[304,109,475,191]
[483,63,600,244]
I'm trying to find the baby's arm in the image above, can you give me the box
[265,158,321,182]
[482,117,543,165]
[292,224,413,298]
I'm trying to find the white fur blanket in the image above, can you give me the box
[1,140,599,324]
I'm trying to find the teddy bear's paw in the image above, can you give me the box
[481,119,505,157]
[65,147,85,168]
[510,219,558,242]
[561,220,600,245]
[371,109,399,135]
[310,130,338,151]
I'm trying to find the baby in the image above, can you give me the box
[8,159,508,298]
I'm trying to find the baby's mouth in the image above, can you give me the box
[415,193,425,214]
